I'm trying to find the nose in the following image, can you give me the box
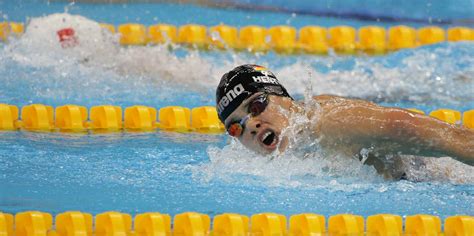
[245,118,261,136]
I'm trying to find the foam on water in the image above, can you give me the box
[1,13,474,185]
[198,141,383,189]
[199,144,474,193]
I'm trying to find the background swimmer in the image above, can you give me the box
[216,64,474,179]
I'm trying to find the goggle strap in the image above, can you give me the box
[240,114,251,126]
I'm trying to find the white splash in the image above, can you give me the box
[197,140,383,189]
[196,102,385,189]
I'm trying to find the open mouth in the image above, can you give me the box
[258,129,279,149]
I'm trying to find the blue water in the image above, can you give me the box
[1,130,473,217]
[217,0,474,25]
[0,1,473,219]
[2,0,473,28]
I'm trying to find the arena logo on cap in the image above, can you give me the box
[217,83,245,114]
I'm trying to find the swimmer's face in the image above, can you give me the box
[224,93,292,154]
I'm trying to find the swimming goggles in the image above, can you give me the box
[226,93,269,137]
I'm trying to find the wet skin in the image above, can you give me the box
[224,94,474,175]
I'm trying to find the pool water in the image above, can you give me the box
[0,1,473,218]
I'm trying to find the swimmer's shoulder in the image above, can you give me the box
[312,94,375,107]
[311,94,339,106]
[312,94,338,101]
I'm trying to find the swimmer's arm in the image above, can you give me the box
[380,108,474,165]
[320,103,474,165]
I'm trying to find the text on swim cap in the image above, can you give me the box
[251,70,279,84]
[217,84,245,115]
[252,76,279,84]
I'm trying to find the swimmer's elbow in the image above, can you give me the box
[382,109,423,140]
[378,109,444,153]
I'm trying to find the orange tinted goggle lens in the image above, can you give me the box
[227,123,243,137]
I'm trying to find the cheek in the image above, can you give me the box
[277,113,289,126]
[239,132,253,146]
[262,106,290,127]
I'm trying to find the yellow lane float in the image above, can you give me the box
[297,26,328,54]
[95,212,132,236]
[21,104,54,131]
[405,214,441,236]
[289,213,326,236]
[213,213,249,236]
[329,26,356,54]
[55,211,93,236]
[90,105,123,131]
[178,24,208,49]
[55,105,88,132]
[0,22,24,41]
[358,26,386,54]
[1,104,472,133]
[417,26,445,46]
[157,106,191,132]
[429,109,461,124]
[148,24,178,44]
[251,213,287,236]
[118,23,147,45]
[2,21,474,55]
[367,214,402,236]
[328,214,364,236]
[445,215,474,236]
[238,25,268,52]
[15,211,53,236]
[388,25,417,50]
[1,211,472,236]
[124,105,157,131]
[209,24,238,49]
[463,110,474,129]
[448,27,474,42]
[0,212,13,236]
[0,104,19,130]
[191,106,224,133]
[135,213,171,236]
[268,26,297,54]
[173,212,210,236]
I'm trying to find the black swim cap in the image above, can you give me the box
[216,64,293,122]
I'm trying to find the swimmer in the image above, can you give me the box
[216,64,474,179]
